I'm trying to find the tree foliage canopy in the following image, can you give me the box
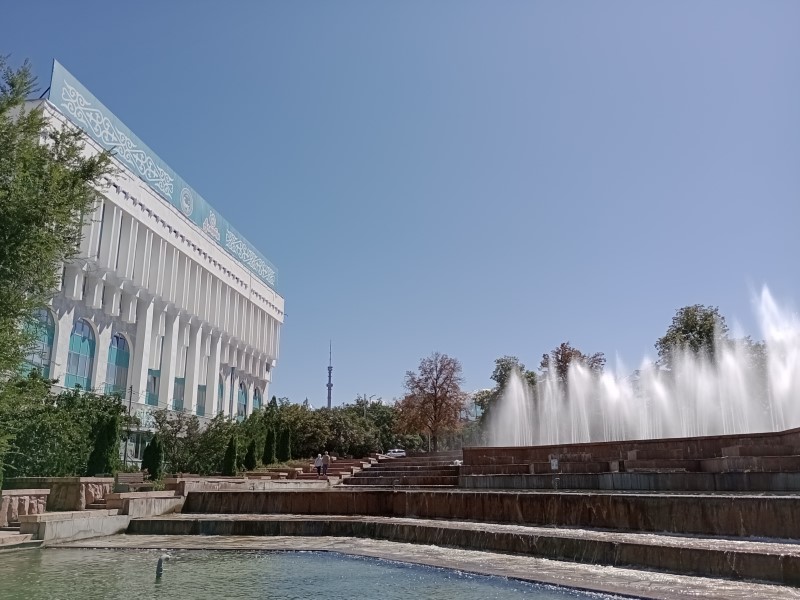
[655,304,730,368]
[397,352,466,451]
[540,342,606,383]
[0,57,111,376]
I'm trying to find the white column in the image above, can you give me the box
[94,324,113,393]
[103,284,121,317]
[206,332,222,416]
[158,311,180,409]
[51,308,75,386]
[85,277,104,310]
[130,299,154,402]
[245,379,254,417]
[63,266,84,301]
[120,292,137,324]
[183,321,203,414]
[231,370,241,419]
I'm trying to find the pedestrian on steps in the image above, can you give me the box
[322,451,331,477]
[314,454,323,478]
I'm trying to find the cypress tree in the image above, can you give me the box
[141,435,163,481]
[222,435,238,476]
[276,428,291,462]
[262,427,276,465]
[243,440,257,471]
[86,413,121,476]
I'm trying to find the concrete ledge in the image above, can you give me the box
[106,491,184,518]
[19,510,130,545]
[127,515,800,586]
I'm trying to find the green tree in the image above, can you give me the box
[397,352,466,452]
[222,436,238,476]
[85,412,120,476]
[243,439,257,471]
[540,342,606,383]
[0,57,111,377]
[140,435,163,481]
[262,427,276,465]
[276,427,291,462]
[655,305,729,369]
[0,377,126,480]
[475,356,538,427]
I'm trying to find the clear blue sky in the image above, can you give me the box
[5,1,799,405]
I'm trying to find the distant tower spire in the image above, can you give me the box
[326,341,333,409]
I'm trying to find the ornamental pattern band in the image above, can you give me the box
[60,81,175,197]
[226,230,276,285]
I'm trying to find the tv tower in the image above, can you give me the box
[326,341,333,409]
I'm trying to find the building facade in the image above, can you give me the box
[26,61,284,454]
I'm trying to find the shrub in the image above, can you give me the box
[85,413,121,476]
[243,440,257,471]
[141,435,163,481]
[222,435,237,476]
[276,428,291,462]
[262,427,276,465]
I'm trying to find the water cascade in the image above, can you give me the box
[489,287,800,446]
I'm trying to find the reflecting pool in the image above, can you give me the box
[0,549,627,599]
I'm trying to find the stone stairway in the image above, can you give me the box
[343,451,462,487]
[128,512,800,587]
[86,497,108,510]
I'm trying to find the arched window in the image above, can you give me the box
[252,387,262,411]
[105,334,130,396]
[237,382,247,421]
[218,375,225,414]
[65,319,95,389]
[25,309,55,378]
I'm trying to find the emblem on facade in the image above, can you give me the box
[203,211,221,241]
[180,188,194,216]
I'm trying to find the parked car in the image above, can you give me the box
[386,448,406,458]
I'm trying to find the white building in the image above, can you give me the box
[24,61,284,452]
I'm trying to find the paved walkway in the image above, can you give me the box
[57,533,800,600]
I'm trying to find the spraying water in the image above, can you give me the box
[489,287,800,446]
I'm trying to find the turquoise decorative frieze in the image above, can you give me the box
[47,60,278,290]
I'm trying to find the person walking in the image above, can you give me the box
[314,454,323,478]
[322,451,331,477]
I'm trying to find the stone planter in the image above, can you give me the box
[0,489,50,527]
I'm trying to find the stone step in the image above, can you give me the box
[182,489,800,539]
[352,468,459,476]
[86,502,108,510]
[127,513,800,587]
[364,465,460,473]
[342,476,460,486]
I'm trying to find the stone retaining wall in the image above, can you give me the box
[460,471,800,492]
[463,427,800,466]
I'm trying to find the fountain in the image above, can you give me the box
[489,287,800,446]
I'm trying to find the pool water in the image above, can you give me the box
[0,549,626,600]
